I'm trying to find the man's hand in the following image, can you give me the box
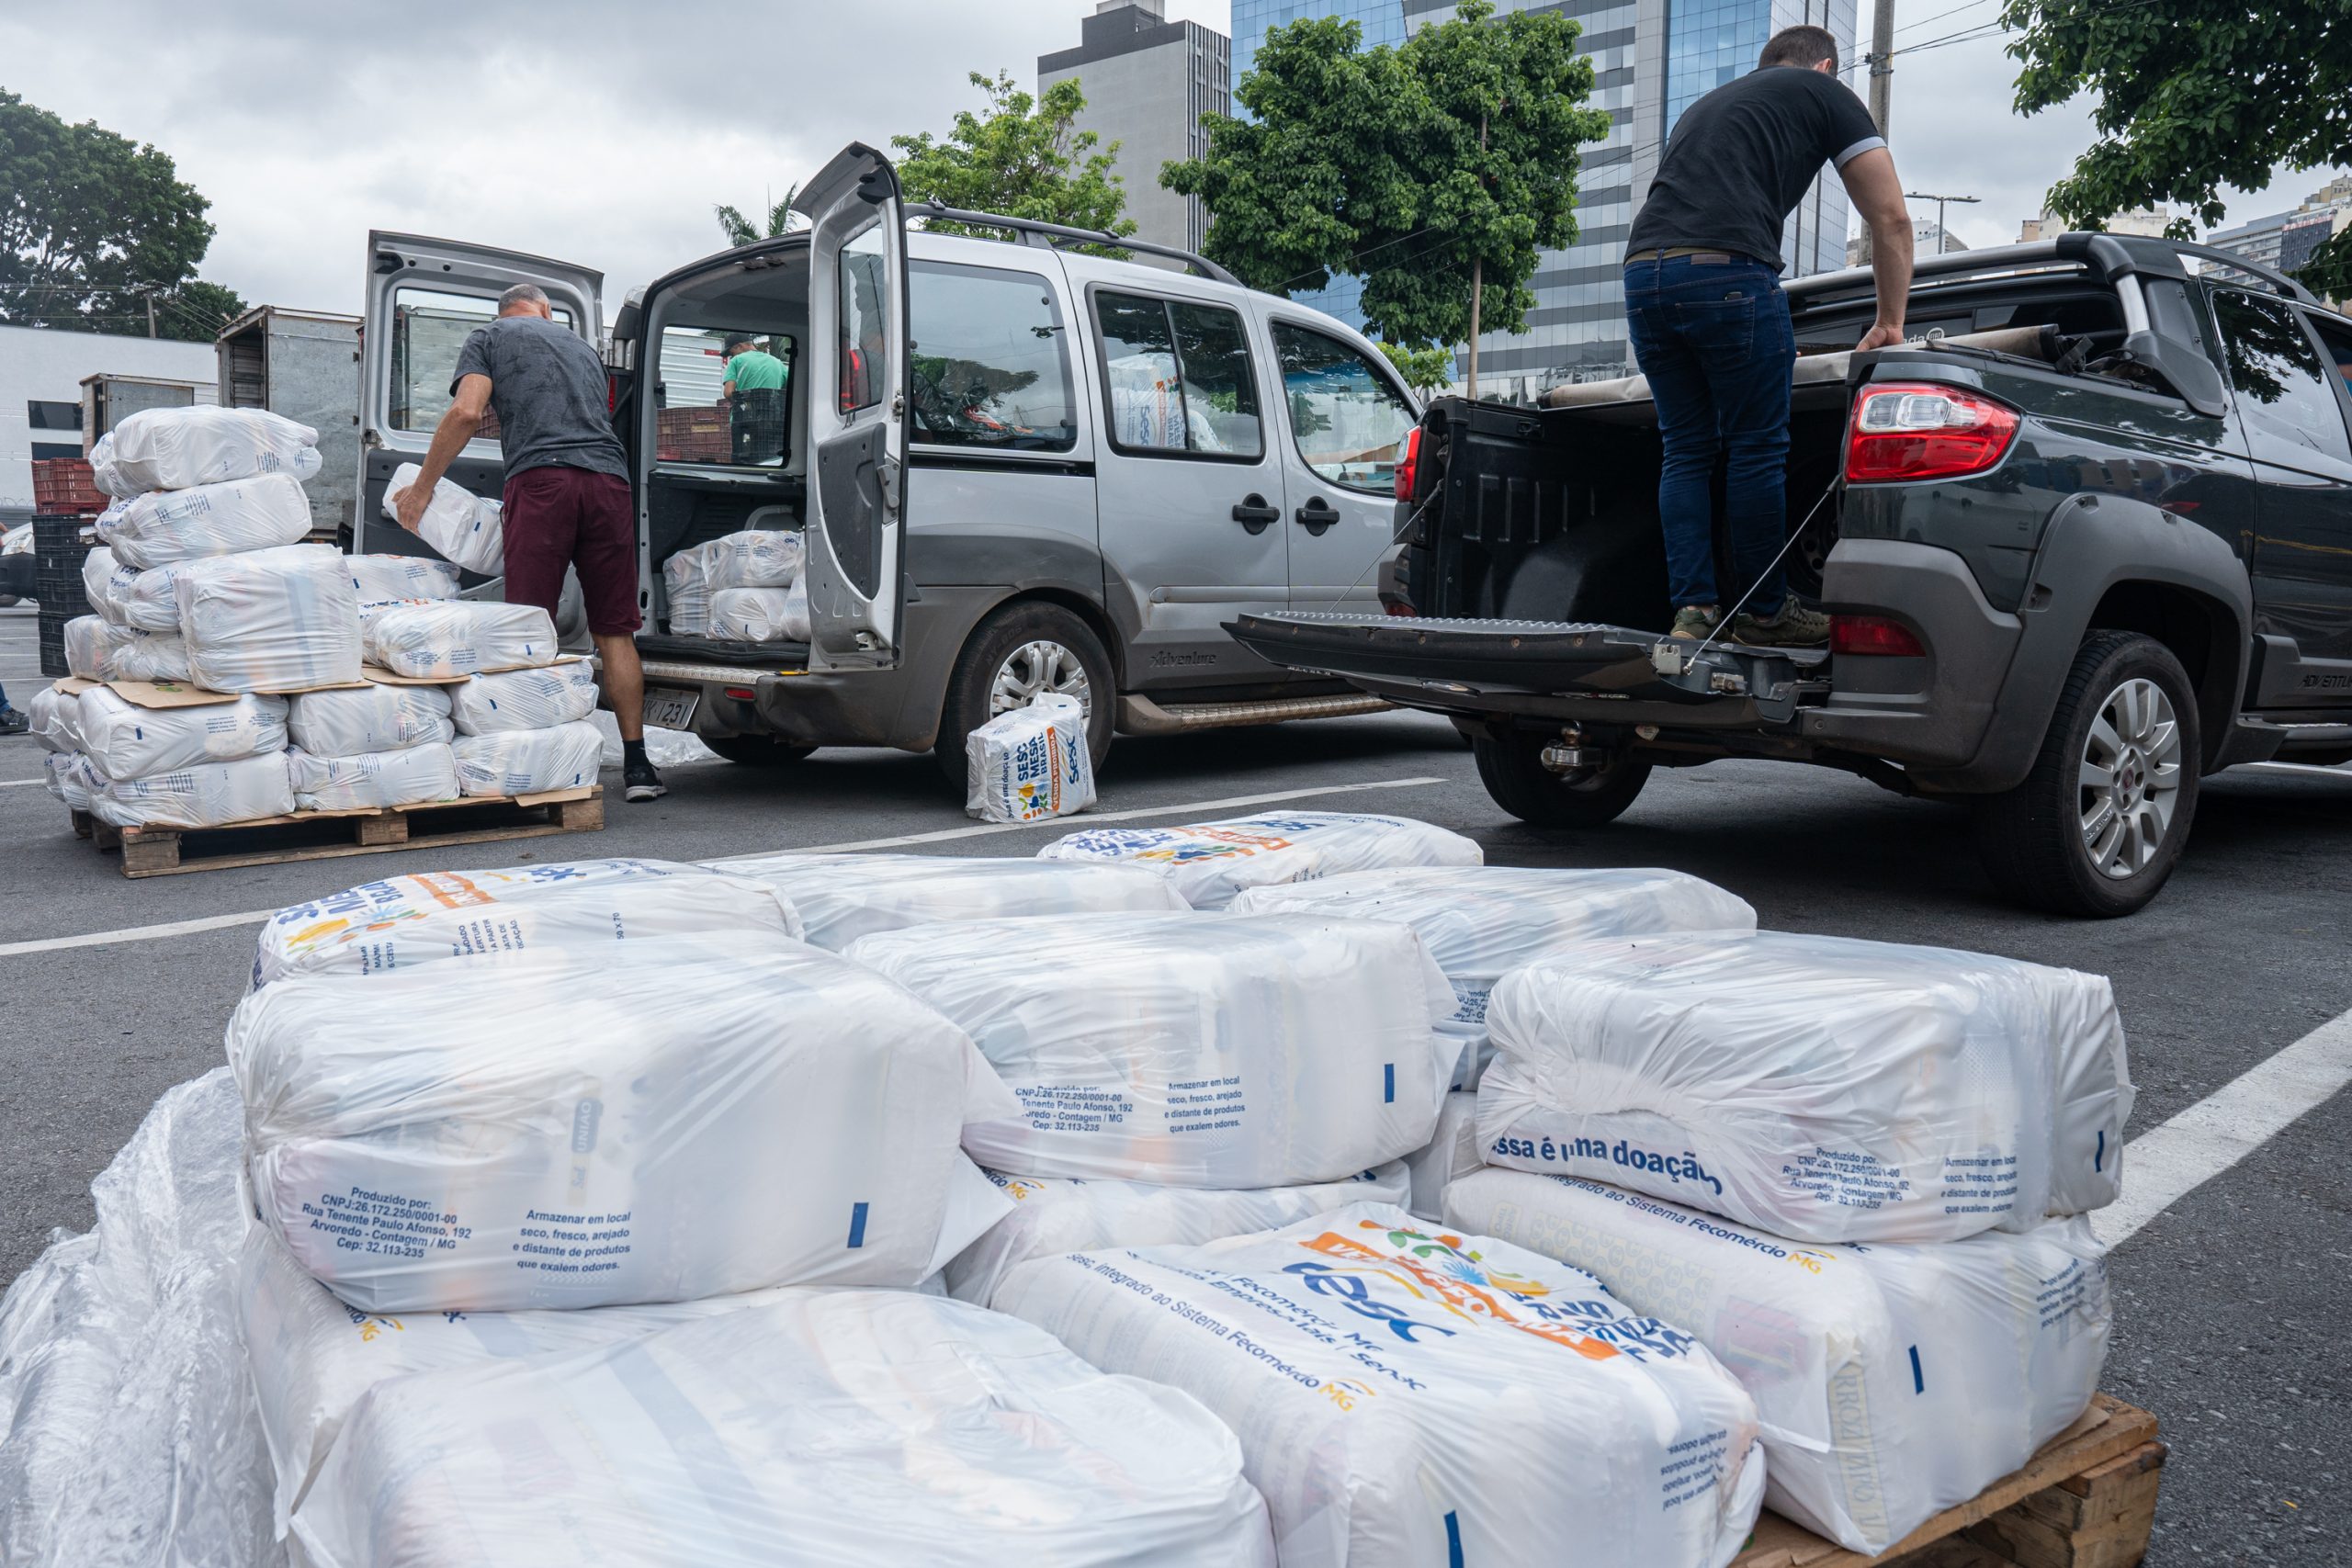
[393,482,430,533]
[1857,321,1907,352]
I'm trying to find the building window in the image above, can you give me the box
[29,441,81,462]
[27,400,80,431]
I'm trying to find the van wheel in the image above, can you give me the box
[935,602,1114,787]
[1474,733,1652,828]
[1972,630,2199,918]
[705,735,816,766]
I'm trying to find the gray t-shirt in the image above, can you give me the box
[450,314,628,480]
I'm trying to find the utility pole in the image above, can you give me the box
[1904,191,1982,254]
[1854,0,1896,266]
[144,291,156,339]
[1466,111,1487,400]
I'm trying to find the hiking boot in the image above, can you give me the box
[623,758,668,803]
[1669,604,1723,640]
[1731,600,1832,648]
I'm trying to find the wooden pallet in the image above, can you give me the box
[74,786,604,876]
[1734,1395,2164,1568]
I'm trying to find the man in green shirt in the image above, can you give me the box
[720,334,788,465]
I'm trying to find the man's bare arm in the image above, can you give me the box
[1838,149,1914,351]
[394,373,492,531]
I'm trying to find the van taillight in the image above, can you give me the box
[1845,383,2019,482]
[1394,425,1422,501]
[1830,615,1927,656]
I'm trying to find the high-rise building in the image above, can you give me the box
[2017,207,2177,243]
[1039,0,1232,255]
[1849,215,1966,267]
[1227,0,1856,396]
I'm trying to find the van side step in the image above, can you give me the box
[1115,692,1393,735]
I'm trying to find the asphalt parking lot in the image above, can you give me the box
[2,602,2344,1565]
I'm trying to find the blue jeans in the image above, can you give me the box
[1623,254,1797,615]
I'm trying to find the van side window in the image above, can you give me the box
[390,287,574,439]
[1271,321,1417,492]
[838,226,889,414]
[1095,291,1263,459]
[2212,290,2352,464]
[910,262,1076,452]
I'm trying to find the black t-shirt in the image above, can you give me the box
[450,315,628,481]
[1624,66,1885,273]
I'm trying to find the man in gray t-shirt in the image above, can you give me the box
[393,283,666,801]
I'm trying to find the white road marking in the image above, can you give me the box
[0,774,1447,959]
[0,777,48,788]
[2094,1006,2352,1247]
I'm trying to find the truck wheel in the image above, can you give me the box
[1473,733,1652,828]
[1972,630,2199,918]
[705,735,816,766]
[934,602,1114,787]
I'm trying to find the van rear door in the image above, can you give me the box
[356,232,603,569]
[794,144,911,671]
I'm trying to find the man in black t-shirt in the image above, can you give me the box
[1623,25,1914,647]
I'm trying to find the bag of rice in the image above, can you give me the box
[447,660,599,735]
[450,718,603,796]
[345,553,462,603]
[175,544,364,694]
[288,743,461,811]
[365,600,558,679]
[80,545,139,626]
[381,463,503,575]
[724,851,1187,951]
[1039,810,1483,908]
[707,581,808,641]
[63,615,134,680]
[75,686,287,781]
[100,472,316,569]
[966,692,1092,822]
[114,559,191,633]
[288,683,455,754]
[109,630,193,682]
[89,405,321,496]
[92,752,294,829]
[28,684,82,752]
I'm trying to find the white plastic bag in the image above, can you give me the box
[42,750,96,809]
[1443,1169,2110,1554]
[288,743,461,811]
[109,630,193,682]
[288,683,454,754]
[450,718,604,795]
[344,552,461,603]
[228,931,1018,1312]
[945,1162,1410,1307]
[1478,931,2136,1243]
[250,857,804,989]
[661,547,711,635]
[80,544,138,625]
[100,472,317,570]
[291,1290,1273,1568]
[700,528,804,588]
[75,686,287,781]
[91,752,295,829]
[707,581,808,641]
[997,1201,1765,1568]
[966,692,1093,822]
[0,1070,280,1568]
[662,531,804,636]
[115,559,190,632]
[1406,1089,1484,1221]
[63,615,133,679]
[175,544,365,694]
[724,851,1188,951]
[1235,865,1758,1089]
[365,600,558,679]
[89,405,322,496]
[847,911,1458,1186]
[447,659,599,735]
[1039,810,1485,908]
[28,683,81,752]
[381,463,503,575]
[354,594,433,631]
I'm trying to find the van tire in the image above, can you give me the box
[1474,733,1652,828]
[934,602,1114,788]
[705,735,817,766]
[1971,630,2199,918]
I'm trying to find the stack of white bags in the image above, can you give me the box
[362,601,600,798]
[662,527,807,639]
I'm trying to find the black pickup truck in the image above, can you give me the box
[1234,235,2352,917]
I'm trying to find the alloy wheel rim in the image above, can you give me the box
[2077,676,2182,880]
[989,639,1091,719]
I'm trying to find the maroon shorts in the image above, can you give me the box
[500,466,642,637]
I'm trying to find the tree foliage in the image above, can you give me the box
[1378,339,1457,392]
[0,89,245,341]
[892,72,1135,254]
[1166,0,1611,350]
[715,187,801,247]
[2005,0,2352,296]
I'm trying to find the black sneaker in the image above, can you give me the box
[623,758,667,803]
[0,707,27,737]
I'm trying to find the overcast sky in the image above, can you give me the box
[3,0,2336,321]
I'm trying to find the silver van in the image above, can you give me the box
[353,144,1420,780]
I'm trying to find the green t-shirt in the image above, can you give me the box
[725,350,786,392]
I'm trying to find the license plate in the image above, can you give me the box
[641,686,700,731]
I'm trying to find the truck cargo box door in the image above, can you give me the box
[357,232,603,571]
[796,144,910,671]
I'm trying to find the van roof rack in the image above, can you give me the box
[909,201,1240,287]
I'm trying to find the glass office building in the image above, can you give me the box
[1227,0,1857,393]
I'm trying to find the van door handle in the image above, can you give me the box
[1295,497,1341,536]
[1231,495,1280,533]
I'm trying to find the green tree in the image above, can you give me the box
[0,89,245,341]
[2004,0,2352,296]
[891,72,1136,254]
[1166,0,1610,378]
[1379,340,1458,393]
[714,186,801,248]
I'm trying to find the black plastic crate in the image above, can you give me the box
[36,607,73,679]
[32,513,95,562]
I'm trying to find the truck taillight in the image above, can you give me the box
[1830,615,1927,656]
[1394,424,1422,501]
[1845,383,2018,482]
